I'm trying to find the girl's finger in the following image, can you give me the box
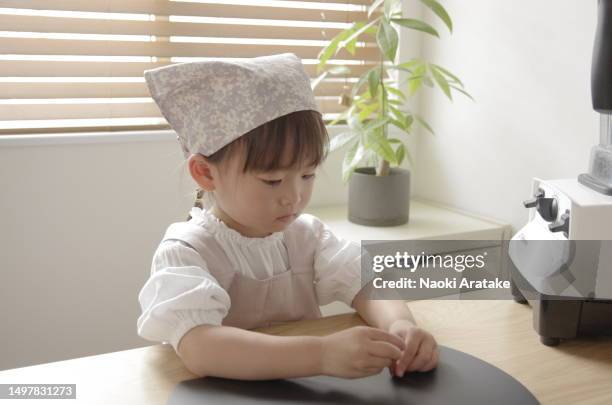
[407,339,436,372]
[397,335,422,374]
[367,328,406,350]
[407,351,431,372]
[389,359,398,377]
[422,347,439,371]
[363,366,385,376]
[364,355,393,370]
[368,340,403,360]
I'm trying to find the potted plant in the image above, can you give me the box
[313,0,472,226]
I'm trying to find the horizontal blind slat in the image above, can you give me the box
[317,98,347,113]
[0,1,371,23]
[0,118,169,133]
[0,60,374,77]
[0,96,347,120]
[1,81,360,98]
[0,15,348,40]
[0,115,343,134]
[0,103,160,120]
[0,38,380,60]
[1,83,147,98]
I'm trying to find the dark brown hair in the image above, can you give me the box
[203,110,329,173]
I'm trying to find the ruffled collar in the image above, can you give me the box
[188,206,284,246]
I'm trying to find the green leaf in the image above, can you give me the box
[397,59,423,70]
[377,18,399,62]
[388,105,405,121]
[367,129,397,164]
[414,114,435,135]
[389,118,407,132]
[430,64,462,86]
[358,102,379,121]
[347,104,362,130]
[344,18,379,48]
[330,131,358,152]
[420,0,453,33]
[353,88,373,102]
[346,38,357,55]
[364,24,378,38]
[317,37,340,73]
[408,77,423,96]
[317,24,359,73]
[386,86,406,101]
[368,69,381,98]
[450,84,475,101]
[368,0,385,18]
[390,18,439,38]
[327,65,351,75]
[385,0,402,18]
[354,97,369,108]
[395,143,406,165]
[384,0,402,18]
[386,98,403,106]
[342,141,365,182]
[388,138,402,144]
[363,116,390,132]
[407,64,426,95]
[389,106,413,134]
[406,74,425,81]
[384,0,393,17]
[352,66,377,98]
[429,64,452,100]
[342,141,358,182]
[387,66,413,74]
[357,110,370,122]
[342,140,359,167]
[311,71,328,90]
[405,114,414,129]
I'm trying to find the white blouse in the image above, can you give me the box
[137,206,363,351]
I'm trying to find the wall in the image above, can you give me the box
[413,0,599,232]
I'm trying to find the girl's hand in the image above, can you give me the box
[388,319,438,377]
[320,326,406,379]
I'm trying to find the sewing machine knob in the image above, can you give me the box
[548,210,570,237]
[523,189,545,208]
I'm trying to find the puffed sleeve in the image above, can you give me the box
[310,216,364,307]
[136,240,231,352]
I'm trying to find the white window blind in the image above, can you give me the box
[0,0,380,135]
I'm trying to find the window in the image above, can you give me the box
[0,0,379,135]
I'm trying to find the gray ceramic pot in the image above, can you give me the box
[348,167,410,226]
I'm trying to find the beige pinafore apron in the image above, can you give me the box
[160,218,323,329]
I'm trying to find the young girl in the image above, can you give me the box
[137,53,438,381]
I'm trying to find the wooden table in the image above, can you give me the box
[1,300,610,405]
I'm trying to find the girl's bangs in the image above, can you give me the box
[239,110,329,173]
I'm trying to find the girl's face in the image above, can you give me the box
[202,146,317,238]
